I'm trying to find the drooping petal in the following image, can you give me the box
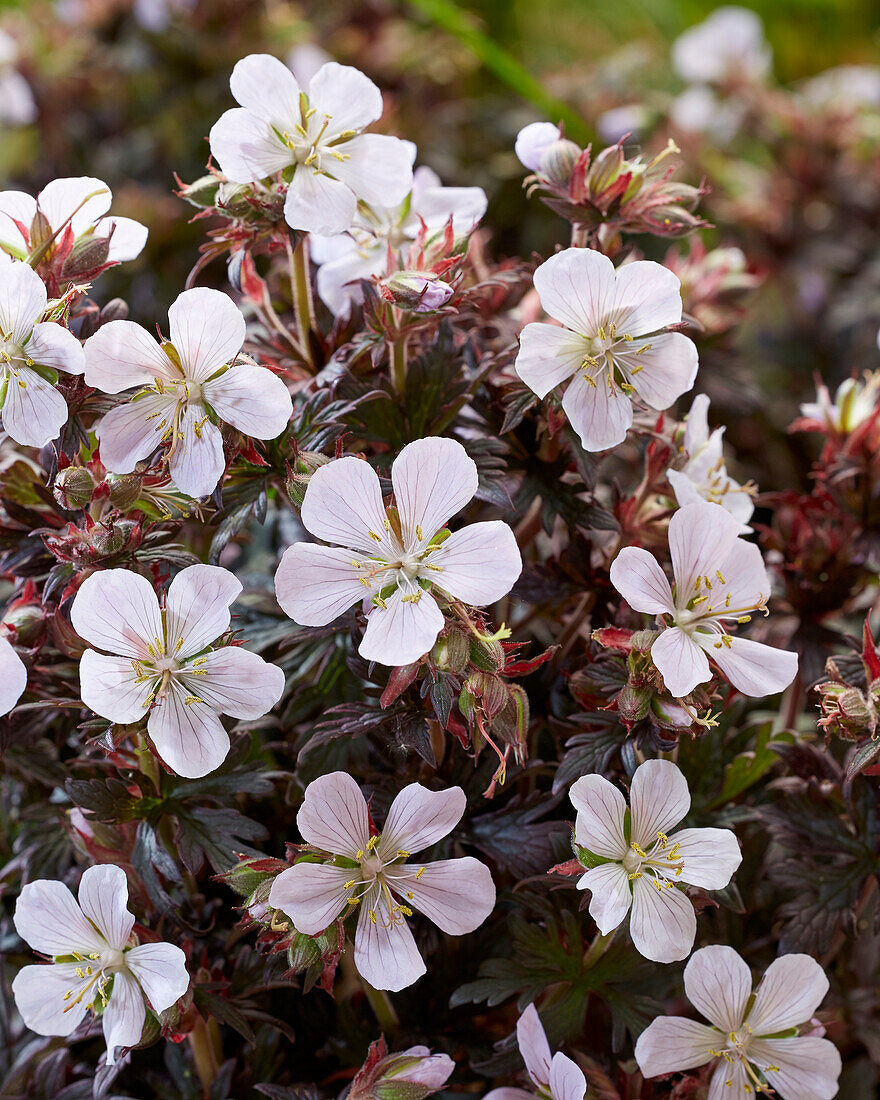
[324,134,415,209]
[696,633,798,698]
[307,61,382,133]
[71,568,162,659]
[396,857,495,934]
[101,216,149,262]
[431,521,522,605]
[0,258,46,340]
[745,953,830,1035]
[14,878,107,956]
[609,546,674,615]
[668,500,742,599]
[516,1003,552,1086]
[184,645,285,719]
[607,259,683,336]
[514,323,587,399]
[579,862,633,935]
[683,393,711,452]
[102,968,145,1066]
[634,1016,720,1077]
[650,626,711,697]
[380,784,466,856]
[568,773,629,859]
[629,876,696,962]
[26,322,85,375]
[208,107,293,183]
[229,53,302,126]
[283,166,358,236]
[124,942,189,1012]
[11,963,89,1037]
[267,862,351,935]
[683,944,754,1032]
[147,683,230,778]
[618,332,698,411]
[168,288,245,382]
[274,543,370,626]
[300,455,391,554]
[38,176,112,237]
[202,361,292,438]
[164,563,241,659]
[548,1052,588,1100]
[673,827,742,890]
[629,759,690,848]
[95,391,172,473]
[750,1036,841,1100]
[354,885,426,992]
[412,181,487,234]
[77,864,134,950]
[167,405,226,498]
[296,771,370,858]
[0,365,68,448]
[79,650,154,723]
[0,634,27,717]
[391,436,478,550]
[532,248,616,335]
[561,369,634,452]
[359,586,445,667]
[0,190,35,255]
[84,320,177,392]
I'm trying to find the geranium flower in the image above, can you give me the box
[570,759,741,963]
[484,1004,587,1100]
[0,634,27,716]
[311,163,487,315]
[0,177,147,268]
[798,373,880,437]
[0,260,85,446]
[671,6,772,85]
[209,53,415,236]
[84,287,292,498]
[609,499,798,698]
[267,772,495,991]
[668,394,754,529]
[71,564,285,777]
[514,248,698,452]
[0,29,37,126]
[635,945,841,1099]
[12,864,188,1065]
[274,436,521,667]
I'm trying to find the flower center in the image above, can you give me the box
[0,336,34,393]
[347,513,446,611]
[58,946,127,1017]
[708,1027,782,1095]
[622,832,685,889]
[278,102,353,173]
[338,833,422,931]
[577,321,652,396]
[675,569,769,638]
[130,629,209,712]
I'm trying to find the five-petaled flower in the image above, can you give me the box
[274,436,522,667]
[635,944,841,1098]
[84,287,292,498]
[12,864,189,1065]
[267,771,495,991]
[609,499,798,698]
[514,248,698,452]
[209,53,415,236]
[0,633,27,717]
[0,259,85,446]
[483,1003,587,1100]
[71,564,285,778]
[570,759,741,963]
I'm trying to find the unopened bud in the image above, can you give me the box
[106,472,143,511]
[469,635,506,673]
[286,451,330,508]
[379,271,454,312]
[53,466,95,510]
[178,174,221,209]
[61,233,111,277]
[617,683,651,724]
[432,626,469,674]
[100,298,129,323]
[466,671,508,718]
[588,143,626,195]
[1,603,45,647]
[539,138,581,186]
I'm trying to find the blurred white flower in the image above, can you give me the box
[0,634,26,717]
[800,373,880,436]
[672,6,772,85]
[803,65,880,111]
[0,29,36,126]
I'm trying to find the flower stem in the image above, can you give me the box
[287,233,315,370]
[389,335,408,394]
[188,1013,221,1096]
[583,927,616,968]
[135,733,161,793]
[361,976,399,1033]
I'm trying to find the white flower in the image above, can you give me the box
[570,760,741,963]
[668,394,754,529]
[12,864,189,1065]
[514,121,561,171]
[84,287,292,498]
[274,436,522,667]
[209,54,415,235]
[484,1004,587,1100]
[610,500,798,698]
[514,248,698,452]
[311,163,487,315]
[0,260,85,447]
[71,564,285,778]
[669,86,744,142]
[671,6,772,85]
[799,374,880,436]
[267,772,495,991]
[635,945,841,1099]
[0,634,27,716]
[0,29,37,126]
[0,177,147,267]
[802,65,880,111]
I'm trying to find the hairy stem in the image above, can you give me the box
[188,1013,221,1097]
[361,976,399,1033]
[390,335,408,395]
[288,233,316,370]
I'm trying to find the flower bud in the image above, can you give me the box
[468,635,506,673]
[465,671,508,718]
[539,137,581,186]
[432,626,469,674]
[617,683,651,725]
[100,298,129,323]
[285,451,330,508]
[350,1039,454,1100]
[1,602,45,647]
[106,472,144,511]
[53,466,95,510]
[61,233,111,277]
[378,271,454,312]
[178,174,221,210]
[217,855,288,898]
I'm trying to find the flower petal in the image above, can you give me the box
[431,521,522,605]
[0,634,27,717]
[359,586,445,667]
[324,133,415,208]
[12,963,89,1037]
[284,166,357,236]
[300,455,390,554]
[297,771,370,858]
[561,369,633,452]
[209,107,292,183]
[380,784,466,856]
[629,876,695,962]
[77,864,134,950]
[668,500,742,599]
[267,862,350,935]
[412,180,487,234]
[79,650,154,723]
[274,543,368,626]
[696,633,798,698]
[707,1061,749,1100]
[0,190,35,255]
[229,52,301,123]
[515,323,587,399]
[607,259,683,335]
[168,288,245,382]
[674,827,742,890]
[609,546,674,615]
[354,885,426,992]
[549,1052,588,1100]
[202,361,292,438]
[516,1003,552,1086]
[619,332,698,411]
[579,862,633,935]
[630,759,690,847]
[307,61,382,133]
[101,216,149,262]
[95,392,171,473]
[315,245,383,315]
[650,626,711,697]
[84,320,176,392]
[514,121,560,171]
[568,773,628,859]
[164,563,241,659]
[167,405,226,498]
[38,176,112,236]
[26,322,85,375]
[746,953,829,1035]
[391,436,478,550]
[14,879,107,956]
[533,248,616,335]
[749,1036,841,1100]
[183,645,284,719]
[634,1016,720,1077]
[71,568,162,659]
[0,259,46,341]
[397,857,495,934]
[147,683,230,778]
[683,944,754,1031]
[102,968,145,1066]
[0,365,68,448]
[124,944,189,1013]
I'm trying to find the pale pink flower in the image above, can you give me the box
[484,1003,587,1100]
[636,945,841,1099]
[671,7,772,85]
[12,864,188,1065]
[570,760,741,963]
[0,633,27,716]
[609,499,798,698]
[84,287,292,498]
[267,772,495,991]
[209,54,415,236]
[274,436,521,667]
[514,122,560,172]
[0,260,85,446]
[71,565,285,778]
[515,248,698,452]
